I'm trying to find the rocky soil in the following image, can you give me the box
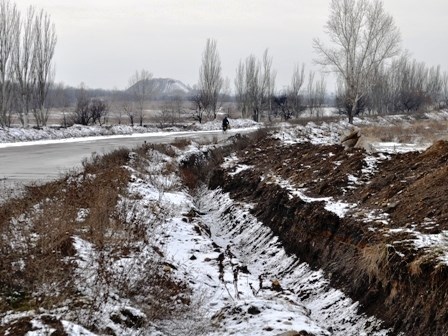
[209,135,448,336]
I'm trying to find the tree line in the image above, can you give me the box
[197,0,448,123]
[2,0,448,128]
[0,0,56,127]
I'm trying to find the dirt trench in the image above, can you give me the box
[207,137,448,336]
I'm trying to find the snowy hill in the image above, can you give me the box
[127,78,193,98]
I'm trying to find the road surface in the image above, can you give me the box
[0,128,255,188]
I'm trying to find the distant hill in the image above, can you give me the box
[127,78,193,98]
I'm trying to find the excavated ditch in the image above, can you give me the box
[204,136,448,336]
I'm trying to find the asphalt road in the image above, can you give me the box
[0,128,254,187]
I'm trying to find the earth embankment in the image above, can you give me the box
[209,137,448,336]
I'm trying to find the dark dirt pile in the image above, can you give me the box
[209,137,448,336]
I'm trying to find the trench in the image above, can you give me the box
[186,186,389,335]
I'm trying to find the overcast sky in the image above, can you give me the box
[14,0,448,92]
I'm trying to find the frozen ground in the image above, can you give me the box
[1,112,447,335]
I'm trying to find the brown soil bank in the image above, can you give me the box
[209,137,448,336]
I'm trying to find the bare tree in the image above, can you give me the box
[288,63,306,117]
[306,71,316,115]
[48,82,71,127]
[110,87,124,125]
[0,0,20,127]
[191,89,205,124]
[272,93,291,121]
[198,38,223,120]
[159,96,184,127]
[13,6,35,127]
[70,83,108,126]
[365,64,390,115]
[89,98,108,125]
[234,49,276,122]
[262,49,276,120]
[314,75,327,117]
[32,8,56,127]
[122,100,136,126]
[313,0,401,123]
[335,77,367,116]
[426,65,443,108]
[128,69,153,126]
[234,60,249,118]
[387,55,431,113]
[71,83,90,125]
[442,72,448,109]
[244,55,261,121]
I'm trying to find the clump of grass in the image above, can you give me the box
[82,147,130,173]
[409,255,426,276]
[172,137,191,149]
[359,243,391,285]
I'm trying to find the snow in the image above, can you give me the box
[267,174,356,218]
[413,231,448,264]
[221,153,253,176]
[4,113,447,334]
[61,321,97,336]
[0,118,259,147]
[369,142,428,154]
[187,188,389,335]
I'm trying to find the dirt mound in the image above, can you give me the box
[210,136,448,336]
[419,139,448,159]
[356,140,448,231]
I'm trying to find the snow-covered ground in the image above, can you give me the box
[0,118,258,144]
[2,112,448,335]
[0,139,388,335]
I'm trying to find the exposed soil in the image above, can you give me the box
[209,136,448,336]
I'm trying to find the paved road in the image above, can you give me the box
[0,128,254,186]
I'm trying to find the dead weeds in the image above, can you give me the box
[0,144,196,332]
[360,119,448,144]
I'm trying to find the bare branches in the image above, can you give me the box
[0,0,20,126]
[71,83,108,126]
[128,69,153,126]
[32,8,57,127]
[234,49,276,122]
[288,63,306,117]
[0,1,56,128]
[314,0,401,123]
[198,38,223,121]
[13,6,35,127]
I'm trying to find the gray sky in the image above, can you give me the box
[15,0,448,91]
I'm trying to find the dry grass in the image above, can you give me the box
[0,148,132,312]
[360,119,448,144]
[172,137,192,149]
[0,144,194,331]
[409,255,426,277]
[359,243,391,285]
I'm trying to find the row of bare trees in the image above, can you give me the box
[0,0,56,127]
[197,0,447,124]
[270,67,327,121]
[365,55,448,114]
[5,0,444,128]
[314,0,448,122]
[234,49,276,122]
